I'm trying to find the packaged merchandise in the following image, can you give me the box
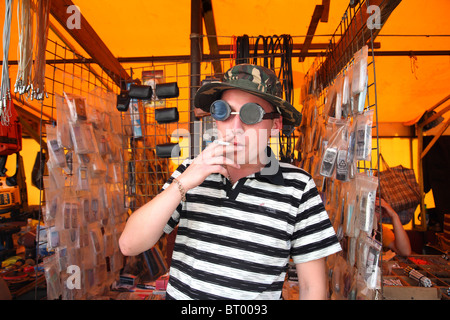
[46,125,67,168]
[355,110,374,161]
[351,46,368,95]
[320,118,350,178]
[355,173,378,233]
[356,234,382,290]
[64,92,88,122]
[43,87,128,299]
[55,94,73,149]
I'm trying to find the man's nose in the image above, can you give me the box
[230,112,245,130]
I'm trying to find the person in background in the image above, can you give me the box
[119,64,341,300]
[377,197,412,256]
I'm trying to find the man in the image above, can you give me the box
[119,64,341,299]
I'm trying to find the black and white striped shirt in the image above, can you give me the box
[162,154,341,300]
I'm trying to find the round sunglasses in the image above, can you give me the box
[210,100,280,125]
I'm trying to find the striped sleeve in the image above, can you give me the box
[290,177,341,264]
[162,160,190,234]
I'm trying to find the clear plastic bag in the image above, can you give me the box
[320,118,350,178]
[55,94,73,149]
[69,122,97,154]
[334,72,344,119]
[356,234,382,290]
[344,180,358,238]
[64,92,88,123]
[43,254,62,300]
[351,46,368,95]
[355,110,374,162]
[46,124,67,168]
[341,65,353,118]
[355,173,378,233]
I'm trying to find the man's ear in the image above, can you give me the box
[270,116,283,136]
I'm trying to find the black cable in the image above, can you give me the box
[236,35,249,65]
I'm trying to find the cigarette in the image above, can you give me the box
[213,140,230,146]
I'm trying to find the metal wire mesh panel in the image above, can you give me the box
[9,37,126,299]
[297,0,382,299]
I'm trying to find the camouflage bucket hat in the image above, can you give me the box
[194,64,302,127]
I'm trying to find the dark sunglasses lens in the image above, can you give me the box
[210,100,230,121]
[240,103,264,125]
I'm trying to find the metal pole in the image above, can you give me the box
[190,0,202,158]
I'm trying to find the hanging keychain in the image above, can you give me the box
[15,0,34,96]
[1,0,13,123]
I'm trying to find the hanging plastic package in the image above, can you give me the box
[320,118,350,178]
[355,173,378,233]
[355,110,374,162]
[350,46,369,114]
[344,179,358,238]
[323,83,336,119]
[334,72,344,119]
[341,65,353,118]
[356,234,382,290]
[351,46,368,95]
[46,124,67,168]
[55,94,73,149]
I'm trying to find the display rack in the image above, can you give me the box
[8,37,126,299]
[297,0,384,299]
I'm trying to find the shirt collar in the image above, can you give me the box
[251,147,284,186]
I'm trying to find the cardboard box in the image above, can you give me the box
[383,286,441,300]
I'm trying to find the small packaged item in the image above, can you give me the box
[79,226,89,248]
[357,234,382,289]
[320,118,350,178]
[344,181,358,238]
[351,46,368,95]
[64,92,88,122]
[81,197,90,223]
[91,197,100,222]
[44,255,63,300]
[71,202,80,229]
[47,226,60,249]
[55,94,73,149]
[323,84,336,119]
[336,147,349,181]
[341,66,352,116]
[69,122,97,154]
[355,173,378,233]
[357,82,368,114]
[76,164,90,191]
[63,201,72,230]
[334,73,344,119]
[355,110,374,161]
[320,147,337,177]
[89,223,103,255]
[46,125,67,168]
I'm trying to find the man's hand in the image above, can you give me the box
[178,133,242,191]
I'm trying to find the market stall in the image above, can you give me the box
[0,0,449,301]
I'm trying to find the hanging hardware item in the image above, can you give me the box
[155,107,179,124]
[1,0,13,125]
[116,82,179,112]
[15,0,35,97]
[31,0,50,101]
